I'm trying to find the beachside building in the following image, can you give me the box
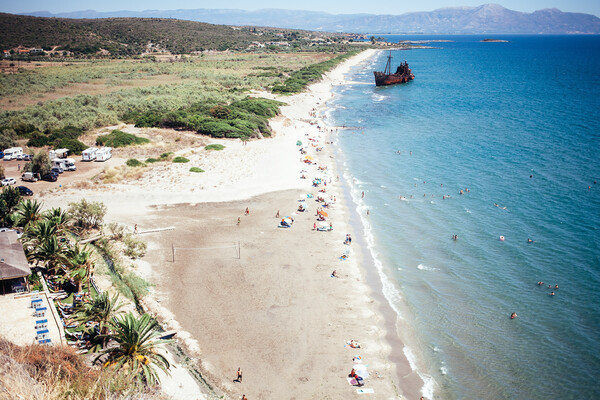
[0,231,31,295]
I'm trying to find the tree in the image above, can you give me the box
[15,199,44,229]
[74,291,123,349]
[0,186,22,226]
[0,165,4,180]
[65,244,94,294]
[43,207,73,234]
[68,199,107,232]
[98,313,172,386]
[370,36,376,44]
[30,235,68,275]
[31,150,52,176]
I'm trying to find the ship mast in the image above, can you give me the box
[384,51,392,75]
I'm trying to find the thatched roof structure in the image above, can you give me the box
[0,231,30,280]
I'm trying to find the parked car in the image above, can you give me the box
[0,151,3,159]
[41,173,58,182]
[51,166,63,175]
[16,186,33,196]
[1,177,17,186]
[21,172,40,182]
[22,154,33,161]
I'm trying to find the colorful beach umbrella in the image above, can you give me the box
[354,364,369,379]
[318,210,328,217]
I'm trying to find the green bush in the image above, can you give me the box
[123,234,147,258]
[272,52,357,94]
[189,167,204,173]
[172,156,189,163]
[205,144,225,151]
[126,158,145,167]
[96,129,150,147]
[54,138,87,155]
[145,157,160,163]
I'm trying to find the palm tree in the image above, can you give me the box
[15,199,44,229]
[73,291,124,337]
[30,235,68,275]
[21,219,57,249]
[98,312,172,386]
[43,207,72,234]
[65,244,94,293]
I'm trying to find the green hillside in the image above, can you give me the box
[0,13,280,55]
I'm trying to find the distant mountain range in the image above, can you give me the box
[21,4,600,34]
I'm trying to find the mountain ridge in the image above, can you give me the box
[19,4,600,34]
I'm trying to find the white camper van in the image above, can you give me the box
[3,147,23,161]
[95,147,112,162]
[64,158,77,171]
[49,148,69,161]
[81,147,98,162]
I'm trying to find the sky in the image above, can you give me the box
[2,0,599,17]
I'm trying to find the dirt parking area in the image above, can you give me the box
[1,156,122,198]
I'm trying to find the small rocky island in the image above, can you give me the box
[481,38,509,42]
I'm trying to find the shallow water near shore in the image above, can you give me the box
[327,35,600,398]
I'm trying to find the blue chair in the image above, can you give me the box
[35,319,48,330]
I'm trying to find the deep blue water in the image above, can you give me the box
[327,35,600,399]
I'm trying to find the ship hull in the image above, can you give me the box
[374,71,415,86]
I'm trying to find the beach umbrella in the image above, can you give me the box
[305,155,314,161]
[296,140,302,146]
[318,210,328,217]
[354,364,369,379]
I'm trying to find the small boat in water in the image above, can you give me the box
[374,51,414,86]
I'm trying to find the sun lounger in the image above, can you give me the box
[38,338,52,345]
[36,329,49,341]
[34,307,47,317]
[31,298,43,308]
[35,319,48,330]
[62,319,79,329]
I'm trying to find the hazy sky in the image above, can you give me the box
[3,0,599,17]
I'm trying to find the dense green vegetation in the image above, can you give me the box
[272,51,358,93]
[133,96,284,139]
[96,130,150,147]
[126,158,146,167]
[0,13,283,55]
[205,144,225,151]
[172,156,190,163]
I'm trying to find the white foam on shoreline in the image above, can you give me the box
[329,55,438,400]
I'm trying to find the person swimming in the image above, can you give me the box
[511,312,518,319]
[499,236,505,241]
[527,238,534,243]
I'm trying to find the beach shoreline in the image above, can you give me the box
[39,48,425,399]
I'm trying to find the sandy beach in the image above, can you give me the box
[38,49,423,399]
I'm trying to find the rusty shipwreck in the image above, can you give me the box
[374,51,414,86]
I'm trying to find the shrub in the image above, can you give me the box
[54,138,87,155]
[172,156,189,163]
[204,144,225,151]
[126,158,145,167]
[145,158,160,163]
[189,167,204,173]
[68,199,107,232]
[123,234,147,259]
[96,130,150,147]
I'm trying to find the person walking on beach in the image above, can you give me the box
[237,217,241,226]
[245,207,249,216]
[241,395,247,400]
[276,210,280,218]
[236,367,243,382]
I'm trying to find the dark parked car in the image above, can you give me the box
[41,173,58,182]
[16,186,33,196]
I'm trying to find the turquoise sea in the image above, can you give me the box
[327,35,600,399]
